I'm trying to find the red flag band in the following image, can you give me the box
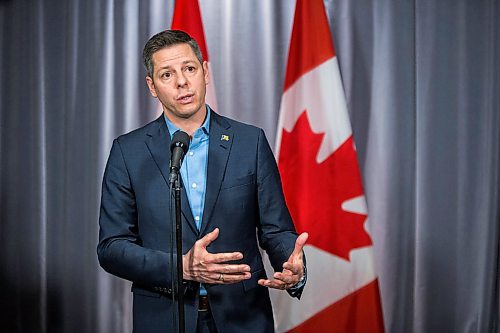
[171,0,218,110]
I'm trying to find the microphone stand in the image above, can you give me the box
[171,173,185,333]
[169,131,189,333]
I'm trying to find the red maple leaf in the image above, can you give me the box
[278,112,372,261]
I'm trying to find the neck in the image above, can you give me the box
[165,106,208,136]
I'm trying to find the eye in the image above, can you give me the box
[161,72,171,79]
[186,66,196,73]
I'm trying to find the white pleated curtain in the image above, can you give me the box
[0,0,498,332]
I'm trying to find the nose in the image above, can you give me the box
[176,72,188,88]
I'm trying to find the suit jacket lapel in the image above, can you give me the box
[200,112,233,235]
[145,116,197,235]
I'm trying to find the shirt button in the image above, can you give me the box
[192,183,197,189]
[195,216,200,221]
[189,152,194,156]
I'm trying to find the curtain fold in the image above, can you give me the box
[413,1,499,331]
[0,0,498,332]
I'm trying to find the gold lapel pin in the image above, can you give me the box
[221,134,230,141]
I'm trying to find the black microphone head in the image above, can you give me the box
[170,130,190,154]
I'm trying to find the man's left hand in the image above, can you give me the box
[258,232,308,290]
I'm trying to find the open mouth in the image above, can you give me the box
[177,93,194,104]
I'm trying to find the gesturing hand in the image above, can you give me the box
[183,228,251,284]
[258,232,308,290]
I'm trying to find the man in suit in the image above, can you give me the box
[97,30,308,333]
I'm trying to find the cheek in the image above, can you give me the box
[156,87,174,100]
[159,93,174,105]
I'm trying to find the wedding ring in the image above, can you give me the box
[218,273,224,282]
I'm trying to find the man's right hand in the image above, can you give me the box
[183,228,251,284]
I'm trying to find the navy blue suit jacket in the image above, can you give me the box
[97,111,303,332]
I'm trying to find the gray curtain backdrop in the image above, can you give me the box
[1,0,498,332]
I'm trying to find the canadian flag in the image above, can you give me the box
[273,0,385,332]
[171,0,218,110]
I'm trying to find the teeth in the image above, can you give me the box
[178,95,192,103]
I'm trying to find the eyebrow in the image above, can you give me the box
[157,60,198,71]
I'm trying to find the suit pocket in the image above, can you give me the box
[131,285,162,298]
[220,173,255,190]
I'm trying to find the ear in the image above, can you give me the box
[145,76,158,98]
[203,61,209,85]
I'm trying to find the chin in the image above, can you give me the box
[179,104,203,115]
[175,109,200,119]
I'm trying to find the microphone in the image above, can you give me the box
[169,130,190,184]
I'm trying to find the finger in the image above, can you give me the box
[285,233,308,268]
[210,272,251,284]
[291,232,308,258]
[197,228,220,247]
[224,272,251,283]
[282,262,303,275]
[207,252,244,264]
[258,278,287,290]
[196,271,251,284]
[220,264,251,273]
[273,272,297,285]
[204,263,250,273]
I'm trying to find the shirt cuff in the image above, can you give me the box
[287,264,307,296]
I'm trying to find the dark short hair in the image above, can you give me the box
[142,30,204,78]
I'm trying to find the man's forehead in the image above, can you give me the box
[152,44,198,66]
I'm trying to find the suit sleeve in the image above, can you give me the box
[255,129,306,298]
[97,139,173,288]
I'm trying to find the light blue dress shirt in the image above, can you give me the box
[164,111,210,231]
[165,110,210,295]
